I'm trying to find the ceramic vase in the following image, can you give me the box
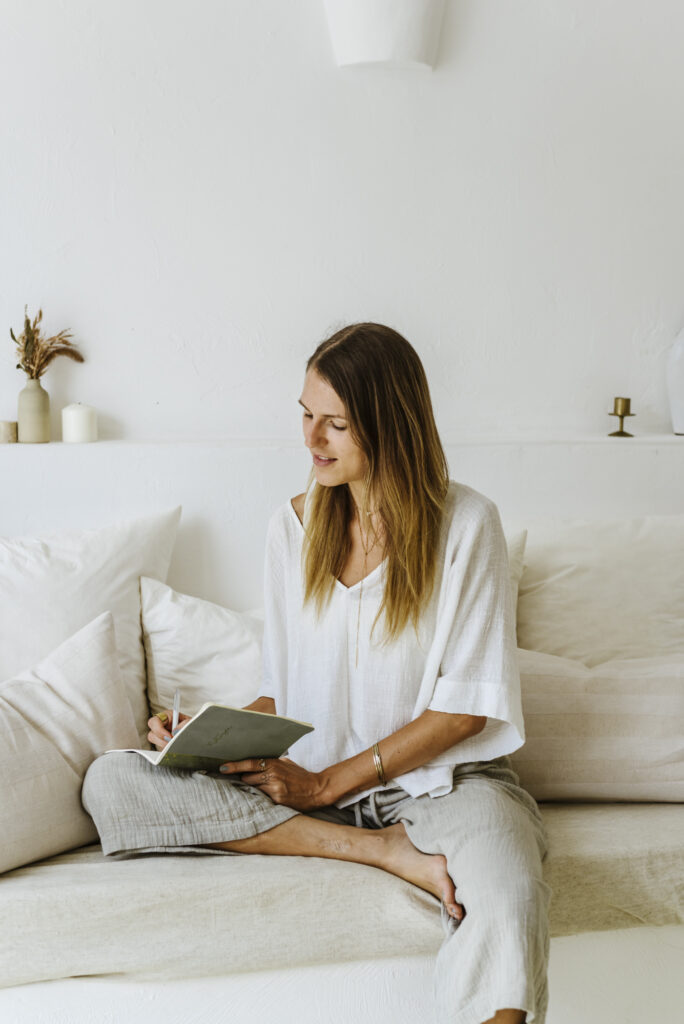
[324,0,445,69]
[18,378,50,443]
[666,329,684,435]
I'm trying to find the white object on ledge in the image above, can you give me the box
[61,403,98,443]
[0,420,18,443]
[324,0,445,69]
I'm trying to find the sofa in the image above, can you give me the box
[1,440,682,1024]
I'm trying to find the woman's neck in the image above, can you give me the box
[347,481,381,518]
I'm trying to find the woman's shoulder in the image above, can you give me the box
[268,478,314,538]
[442,479,503,542]
[266,494,304,551]
[290,492,306,525]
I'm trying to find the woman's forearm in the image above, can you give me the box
[318,710,486,807]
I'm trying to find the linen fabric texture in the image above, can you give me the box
[0,508,181,744]
[511,649,684,801]
[82,752,550,1024]
[516,513,684,665]
[3,801,683,990]
[0,612,140,874]
[256,480,526,807]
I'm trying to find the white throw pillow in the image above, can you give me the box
[511,648,684,802]
[516,514,684,666]
[0,508,181,745]
[0,612,140,874]
[141,577,264,717]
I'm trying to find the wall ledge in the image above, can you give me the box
[2,434,681,450]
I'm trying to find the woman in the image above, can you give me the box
[83,323,550,1024]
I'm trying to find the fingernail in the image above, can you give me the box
[220,766,230,773]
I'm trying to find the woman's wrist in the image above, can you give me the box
[316,755,376,807]
[315,767,340,807]
[314,711,486,807]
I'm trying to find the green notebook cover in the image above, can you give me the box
[109,703,314,772]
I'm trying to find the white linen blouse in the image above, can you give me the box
[257,479,524,809]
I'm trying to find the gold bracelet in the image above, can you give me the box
[372,742,387,786]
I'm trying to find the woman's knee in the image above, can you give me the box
[81,752,133,816]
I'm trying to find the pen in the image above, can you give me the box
[171,688,181,736]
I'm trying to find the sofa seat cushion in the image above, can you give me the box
[1,804,682,989]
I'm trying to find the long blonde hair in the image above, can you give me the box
[302,323,449,644]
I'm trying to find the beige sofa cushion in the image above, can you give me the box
[1,804,682,988]
[511,649,684,801]
[0,509,181,744]
[516,515,684,666]
[0,613,140,875]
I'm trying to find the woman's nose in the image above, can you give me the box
[305,419,324,450]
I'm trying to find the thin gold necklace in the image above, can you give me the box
[354,515,380,668]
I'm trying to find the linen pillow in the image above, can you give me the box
[0,612,140,874]
[516,515,684,666]
[0,508,181,745]
[511,648,684,801]
[141,577,264,717]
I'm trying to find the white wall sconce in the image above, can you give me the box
[324,0,446,70]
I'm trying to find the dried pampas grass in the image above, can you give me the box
[11,306,84,380]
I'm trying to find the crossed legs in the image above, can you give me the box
[83,753,544,1024]
[206,806,538,1024]
[207,815,465,921]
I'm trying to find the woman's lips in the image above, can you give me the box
[313,454,337,466]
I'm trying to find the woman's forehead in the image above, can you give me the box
[300,370,347,417]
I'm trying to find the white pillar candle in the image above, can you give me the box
[61,403,98,443]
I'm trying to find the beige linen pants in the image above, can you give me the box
[83,754,550,1024]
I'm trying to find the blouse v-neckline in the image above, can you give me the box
[287,498,386,593]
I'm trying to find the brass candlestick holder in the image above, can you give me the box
[608,396,635,437]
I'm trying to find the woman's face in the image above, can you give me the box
[299,369,368,490]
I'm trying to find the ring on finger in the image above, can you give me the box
[258,759,267,771]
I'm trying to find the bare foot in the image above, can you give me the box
[380,823,465,922]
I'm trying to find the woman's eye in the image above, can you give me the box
[302,411,345,431]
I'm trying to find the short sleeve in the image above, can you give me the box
[426,499,525,758]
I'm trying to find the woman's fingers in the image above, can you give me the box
[220,758,264,774]
[147,710,173,748]
[147,710,194,749]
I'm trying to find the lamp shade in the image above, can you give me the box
[324,0,446,70]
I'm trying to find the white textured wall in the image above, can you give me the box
[1,0,683,442]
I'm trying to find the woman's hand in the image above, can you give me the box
[220,757,328,811]
[147,710,192,750]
